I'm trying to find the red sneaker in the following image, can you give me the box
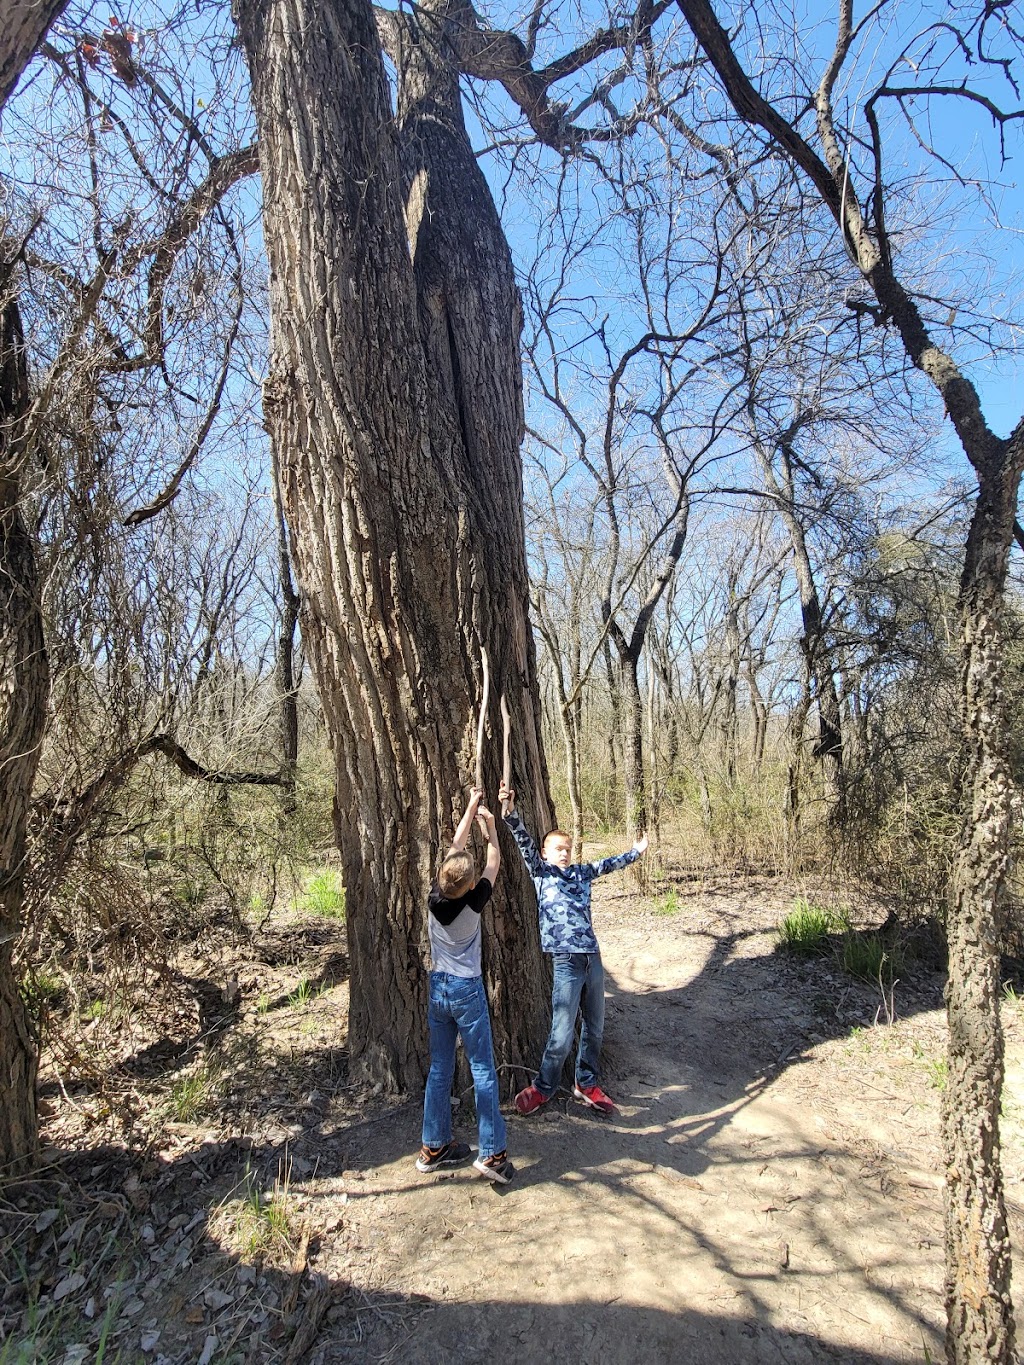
[573,1083,615,1114]
[514,1083,550,1115]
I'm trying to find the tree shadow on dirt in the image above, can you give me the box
[9,881,954,1363]
[2,1123,929,1365]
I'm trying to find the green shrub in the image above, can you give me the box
[778,899,834,954]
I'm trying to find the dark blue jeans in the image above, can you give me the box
[422,973,506,1160]
[535,951,605,1097]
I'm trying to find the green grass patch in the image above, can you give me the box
[653,889,681,916]
[213,1167,300,1264]
[841,930,898,983]
[300,869,345,919]
[20,969,65,1018]
[778,899,834,955]
[925,1057,948,1091]
[913,1041,948,1090]
[286,977,314,1007]
[167,1065,219,1122]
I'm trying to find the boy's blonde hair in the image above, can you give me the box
[439,850,476,898]
[543,829,571,851]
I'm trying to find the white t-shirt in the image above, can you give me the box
[427,877,492,977]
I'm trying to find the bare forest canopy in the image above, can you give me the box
[2,0,1024,1359]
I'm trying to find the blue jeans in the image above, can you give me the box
[422,973,506,1160]
[535,952,605,1097]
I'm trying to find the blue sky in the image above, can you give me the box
[5,0,1022,519]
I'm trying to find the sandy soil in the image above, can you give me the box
[6,866,1024,1364]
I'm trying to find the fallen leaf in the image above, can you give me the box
[53,1272,87,1301]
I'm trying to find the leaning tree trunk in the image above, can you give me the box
[235,0,551,1090]
[0,292,50,1172]
[942,423,1024,1364]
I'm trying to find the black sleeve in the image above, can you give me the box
[466,878,493,913]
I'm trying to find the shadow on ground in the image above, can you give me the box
[4,878,954,1363]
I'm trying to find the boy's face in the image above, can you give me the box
[543,834,572,869]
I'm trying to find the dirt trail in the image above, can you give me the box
[11,869,1024,1364]
[299,873,1022,1363]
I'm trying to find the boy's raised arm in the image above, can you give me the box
[498,781,545,876]
[581,831,648,882]
[476,805,500,884]
[449,786,484,852]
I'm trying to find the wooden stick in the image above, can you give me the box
[475,646,490,790]
[500,692,511,797]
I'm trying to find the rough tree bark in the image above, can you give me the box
[0,289,50,1173]
[942,428,1024,1358]
[234,0,551,1089]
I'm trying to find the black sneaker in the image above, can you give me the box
[415,1141,473,1172]
[472,1151,516,1185]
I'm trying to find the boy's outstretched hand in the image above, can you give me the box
[476,805,496,835]
[634,832,649,855]
[498,780,515,815]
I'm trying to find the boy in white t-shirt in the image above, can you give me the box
[415,787,514,1185]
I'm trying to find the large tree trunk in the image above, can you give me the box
[235,0,550,1091]
[0,292,50,1172]
[942,424,1024,1364]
